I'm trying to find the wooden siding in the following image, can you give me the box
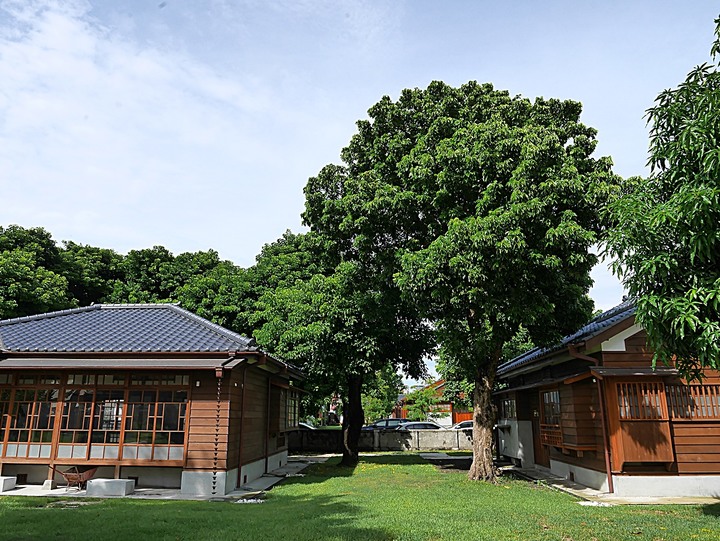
[185,372,230,471]
[240,368,269,464]
[559,380,603,451]
[673,422,720,473]
[226,368,244,469]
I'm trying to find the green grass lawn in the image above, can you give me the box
[1,454,719,541]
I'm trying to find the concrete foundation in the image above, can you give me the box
[86,479,135,496]
[120,466,181,489]
[0,476,16,492]
[549,460,609,492]
[181,468,238,496]
[612,474,720,498]
[238,451,288,488]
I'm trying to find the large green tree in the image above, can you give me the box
[253,256,431,465]
[59,241,124,306]
[307,81,620,479]
[0,249,73,318]
[607,18,720,380]
[0,226,74,318]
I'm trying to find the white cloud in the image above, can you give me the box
[0,0,297,262]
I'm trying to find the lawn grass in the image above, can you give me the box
[0,454,718,541]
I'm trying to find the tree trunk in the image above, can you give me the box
[340,373,364,467]
[468,352,500,482]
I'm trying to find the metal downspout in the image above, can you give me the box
[238,366,247,486]
[568,345,614,494]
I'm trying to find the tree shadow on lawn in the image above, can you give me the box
[701,501,720,517]
[291,453,426,482]
[357,454,427,466]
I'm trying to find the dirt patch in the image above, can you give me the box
[44,500,100,509]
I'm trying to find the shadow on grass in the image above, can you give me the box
[358,454,427,466]
[291,453,426,482]
[702,501,720,516]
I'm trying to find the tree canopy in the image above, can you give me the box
[305,80,621,478]
[607,18,720,380]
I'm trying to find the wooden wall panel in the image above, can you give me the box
[672,421,720,474]
[186,372,231,471]
[241,368,269,463]
[560,380,602,450]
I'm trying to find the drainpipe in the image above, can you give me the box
[265,377,271,474]
[568,345,614,494]
[238,366,247,485]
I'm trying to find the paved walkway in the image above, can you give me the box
[0,455,331,502]
[419,452,720,506]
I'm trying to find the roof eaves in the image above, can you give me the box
[497,300,637,377]
[0,304,101,327]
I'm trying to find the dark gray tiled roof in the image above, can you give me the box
[497,300,636,377]
[0,304,257,353]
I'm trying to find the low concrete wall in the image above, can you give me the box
[289,429,473,453]
[612,474,720,498]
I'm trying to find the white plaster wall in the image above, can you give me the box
[612,475,720,498]
[550,459,609,492]
[499,420,535,467]
[1,464,49,485]
[601,323,643,351]
[237,451,287,488]
[121,467,182,488]
[498,421,519,459]
[268,450,288,472]
[517,421,535,468]
[239,457,268,487]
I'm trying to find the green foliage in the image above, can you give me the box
[0,249,73,318]
[176,262,253,333]
[607,17,720,379]
[440,378,474,410]
[253,267,374,400]
[311,80,620,477]
[0,226,74,318]
[59,241,124,306]
[0,225,61,269]
[361,366,403,423]
[404,384,442,421]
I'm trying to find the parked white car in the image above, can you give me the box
[450,420,473,430]
[395,421,444,430]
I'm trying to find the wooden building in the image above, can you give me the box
[394,379,473,426]
[0,304,302,496]
[495,300,720,497]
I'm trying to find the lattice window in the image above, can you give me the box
[501,398,516,419]
[617,382,666,420]
[5,389,58,458]
[60,389,95,446]
[123,389,186,460]
[540,390,562,447]
[541,390,561,426]
[287,390,298,429]
[91,390,124,444]
[667,385,720,419]
[0,374,12,385]
[0,389,10,432]
[131,375,189,386]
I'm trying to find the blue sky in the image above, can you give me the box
[1,1,718,317]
